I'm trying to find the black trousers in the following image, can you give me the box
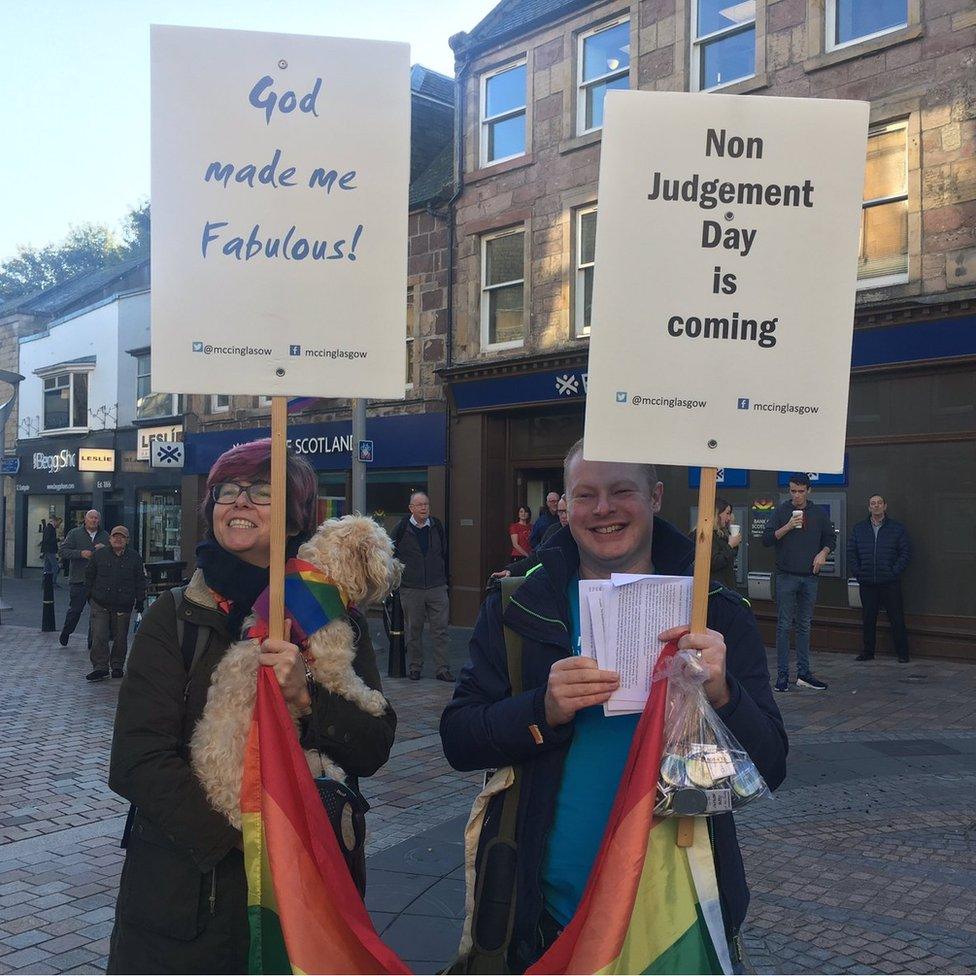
[62,582,89,637]
[859,580,909,658]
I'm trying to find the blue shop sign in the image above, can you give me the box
[184,413,446,475]
[688,467,749,489]
[1,456,20,475]
[777,456,848,487]
[453,367,587,412]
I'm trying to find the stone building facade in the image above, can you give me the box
[442,0,976,656]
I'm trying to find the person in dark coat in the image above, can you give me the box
[84,525,147,680]
[440,439,787,972]
[699,496,742,590]
[40,515,63,585]
[848,494,912,662]
[529,491,561,549]
[107,440,397,975]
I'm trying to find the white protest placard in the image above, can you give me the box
[150,26,409,399]
[583,91,869,473]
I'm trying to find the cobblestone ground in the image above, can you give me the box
[0,591,974,974]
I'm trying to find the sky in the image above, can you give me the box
[0,0,498,261]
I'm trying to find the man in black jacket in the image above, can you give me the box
[848,495,912,662]
[440,440,787,971]
[762,474,835,693]
[393,492,452,682]
[84,525,146,680]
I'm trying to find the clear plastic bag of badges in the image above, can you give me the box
[654,650,770,818]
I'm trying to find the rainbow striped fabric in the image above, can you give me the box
[251,558,347,644]
[527,639,732,976]
[242,666,410,975]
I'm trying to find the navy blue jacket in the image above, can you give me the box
[440,519,788,970]
[848,517,910,584]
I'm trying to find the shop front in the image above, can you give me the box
[14,430,184,575]
[181,412,447,559]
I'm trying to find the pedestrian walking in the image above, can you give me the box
[107,439,396,974]
[762,474,834,692]
[441,439,786,971]
[392,491,453,681]
[509,506,533,559]
[529,491,561,549]
[84,526,147,681]
[59,510,110,646]
[40,515,63,586]
[849,494,912,662]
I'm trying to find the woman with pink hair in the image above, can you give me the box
[106,439,396,973]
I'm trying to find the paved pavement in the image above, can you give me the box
[0,573,974,974]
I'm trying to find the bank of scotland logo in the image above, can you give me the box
[737,397,750,410]
[192,341,204,352]
[289,344,301,356]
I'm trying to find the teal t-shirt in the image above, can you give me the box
[540,576,640,926]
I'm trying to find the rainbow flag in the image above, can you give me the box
[242,666,410,975]
[251,558,347,644]
[528,640,732,976]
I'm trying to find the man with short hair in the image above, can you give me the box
[441,439,787,970]
[84,526,147,680]
[393,492,452,682]
[762,474,835,692]
[530,491,561,549]
[540,494,569,546]
[59,510,111,646]
[848,495,911,663]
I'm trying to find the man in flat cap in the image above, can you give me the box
[84,526,147,681]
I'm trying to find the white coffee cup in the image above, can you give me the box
[792,509,805,529]
[729,523,741,538]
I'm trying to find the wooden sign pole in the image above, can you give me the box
[676,465,718,848]
[268,396,288,642]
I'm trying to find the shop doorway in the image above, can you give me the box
[25,495,63,569]
[517,467,564,525]
[102,491,124,535]
[65,494,94,532]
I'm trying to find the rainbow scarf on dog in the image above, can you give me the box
[250,558,348,644]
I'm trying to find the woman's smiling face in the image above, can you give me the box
[212,480,273,567]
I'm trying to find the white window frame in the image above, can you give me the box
[257,395,272,408]
[135,352,181,420]
[211,394,230,413]
[577,18,630,136]
[826,0,908,52]
[481,227,526,352]
[405,286,416,390]
[857,120,909,290]
[480,60,527,168]
[40,368,91,433]
[575,206,598,337]
[690,1,756,93]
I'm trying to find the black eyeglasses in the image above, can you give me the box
[210,482,273,506]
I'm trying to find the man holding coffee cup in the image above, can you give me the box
[762,474,834,693]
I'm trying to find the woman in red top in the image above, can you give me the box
[509,506,533,559]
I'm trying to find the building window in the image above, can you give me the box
[480,61,526,166]
[406,286,416,389]
[692,0,756,91]
[42,372,88,431]
[481,228,525,349]
[858,121,908,287]
[138,488,182,562]
[575,207,597,336]
[827,0,907,50]
[578,19,630,134]
[211,394,230,413]
[135,352,181,420]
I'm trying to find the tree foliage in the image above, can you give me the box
[0,201,150,304]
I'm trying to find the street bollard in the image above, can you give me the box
[41,572,56,632]
[385,590,405,678]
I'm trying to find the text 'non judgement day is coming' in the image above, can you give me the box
[646,127,818,350]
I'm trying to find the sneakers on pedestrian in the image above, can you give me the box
[59,632,69,646]
[85,670,109,682]
[774,676,790,693]
[111,668,124,679]
[854,653,874,661]
[408,667,421,681]
[435,668,456,683]
[796,672,828,690]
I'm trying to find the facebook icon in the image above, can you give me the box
[737,397,750,410]
[289,345,301,356]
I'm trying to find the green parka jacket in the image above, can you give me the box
[107,570,396,974]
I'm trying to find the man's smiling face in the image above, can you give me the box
[566,456,662,578]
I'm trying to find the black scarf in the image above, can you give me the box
[195,532,308,639]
